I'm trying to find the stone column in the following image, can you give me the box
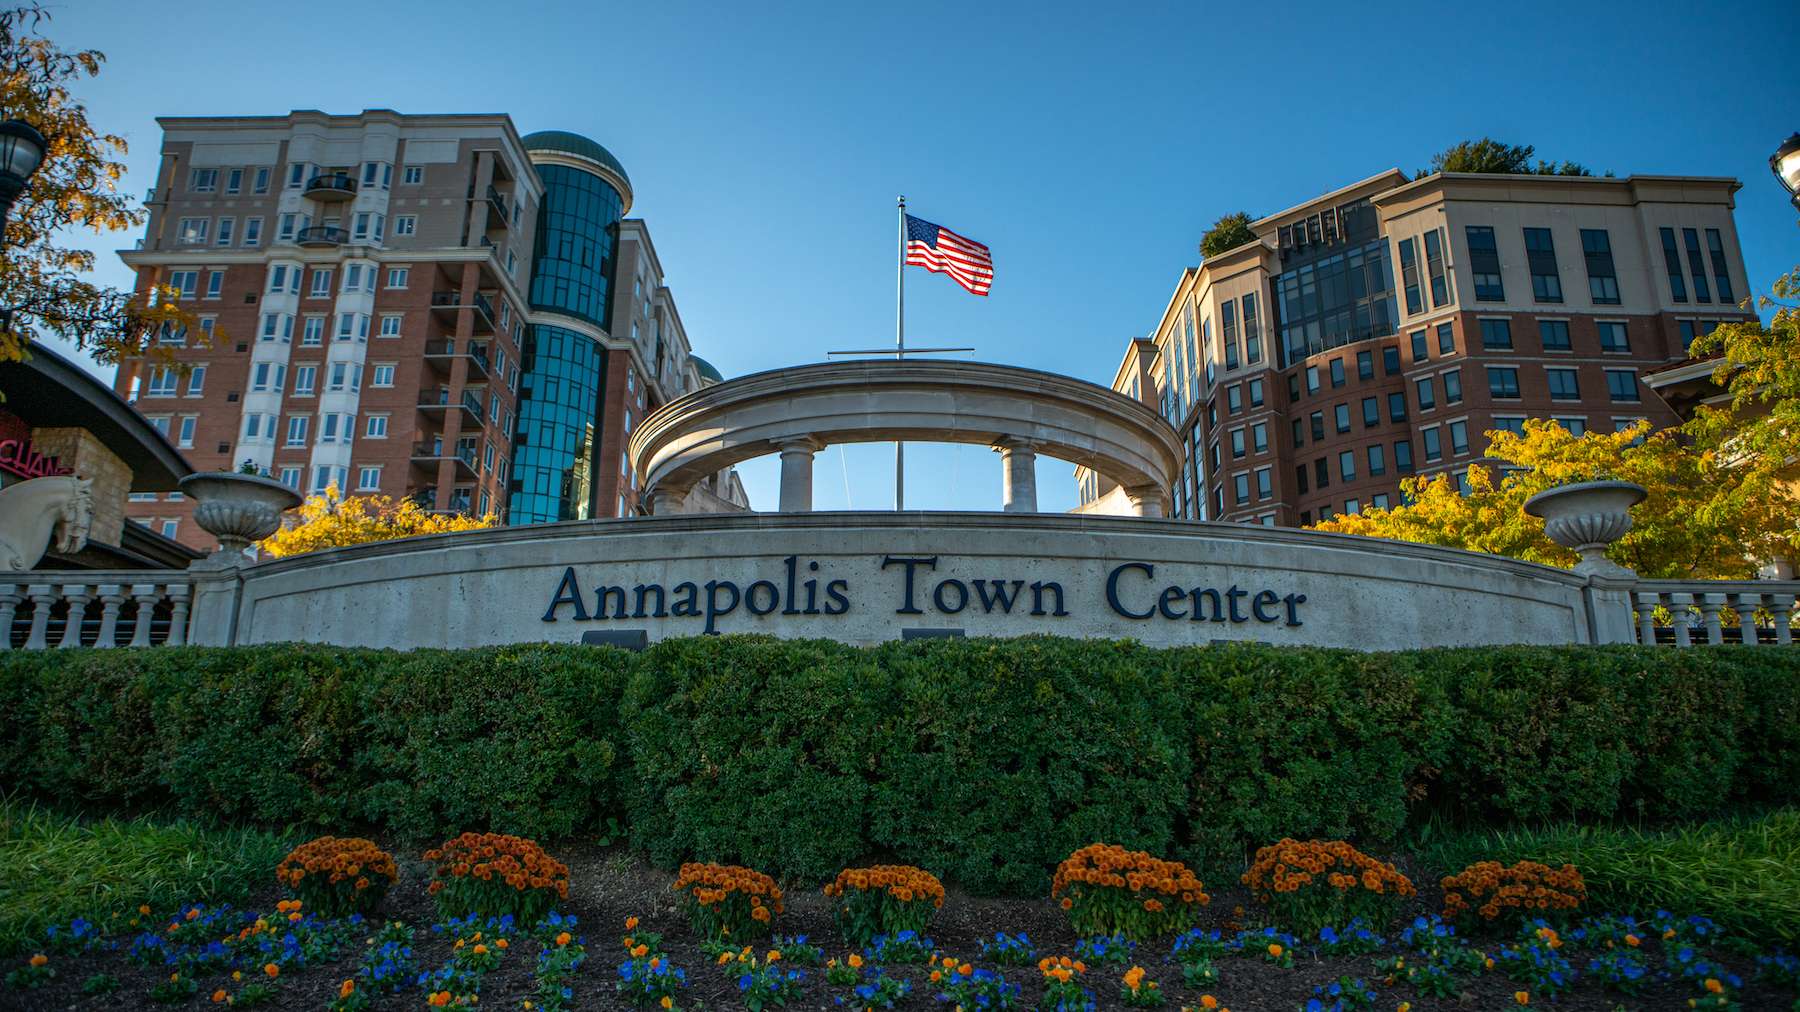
[0,589,20,650]
[23,585,55,649]
[57,583,92,648]
[128,584,162,648]
[648,488,686,516]
[1122,483,1166,518]
[993,440,1039,513]
[94,584,125,648]
[777,439,820,513]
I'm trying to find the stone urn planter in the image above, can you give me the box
[178,472,304,554]
[1523,480,1646,576]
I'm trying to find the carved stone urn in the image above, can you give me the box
[178,472,303,555]
[1523,480,1646,577]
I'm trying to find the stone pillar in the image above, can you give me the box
[128,584,161,648]
[29,427,131,548]
[166,583,191,647]
[1123,483,1166,518]
[57,583,92,648]
[23,585,54,649]
[94,584,125,648]
[777,439,820,513]
[993,440,1039,513]
[0,589,20,650]
[184,556,244,647]
[648,488,686,516]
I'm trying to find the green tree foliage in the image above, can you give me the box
[0,4,198,365]
[1199,211,1256,259]
[1423,137,1599,178]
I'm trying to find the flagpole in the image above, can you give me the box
[895,194,906,512]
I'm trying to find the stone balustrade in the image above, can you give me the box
[1631,580,1800,647]
[1,573,193,649]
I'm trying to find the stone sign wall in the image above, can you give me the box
[221,512,1602,650]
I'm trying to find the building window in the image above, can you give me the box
[1248,378,1264,407]
[365,414,388,439]
[1382,346,1401,375]
[1233,472,1250,505]
[293,365,315,395]
[189,168,218,192]
[1230,428,1246,459]
[1242,293,1261,364]
[1295,464,1308,494]
[1682,228,1711,303]
[176,218,209,245]
[403,165,423,185]
[1705,229,1734,305]
[185,365,205,396]
[1539,320,1571,351]
[1361,396,1379,427]
[145,366,178,397]
[1305,365,1320,394]
[159,519,179,540]
[1410,330,1428,363]
[379,314,403,338]
[1398,237,1421,315]
[1395,440,1413,473]
[1310,411,1325,441]
[276,467,301,490]
[1329,358,1345,388]
[1423,228,1451,308]
[1581,229,1621,304]
[393,214,417,237]
[386,267,409,289]
[1466,225,1504,301]
[1523,227,1562,302]
[200,270,222,299]
[1416,376,1435,411]
[371,364,395,387]
[1480,318,1513,350]
[253,167,271,194]
[1367,443,1386,477]
[1255,466,1271,500]
[1487,365,1521,399]
[1334,403,1350,434]
[277,213,298,242]
[1314,458,1329,489]
[301,316,325,347]
[1356,350,1373,380]
[357,466,382,492]
[309,268,334,298]
[1493,416,1526,437]
[1387,391,1407,422]
[1547,367,1581,401]
[1227,384,1242,414]
[1442,368,1462,404]
[176,415,197,448]
[1338,450,1356,483]
[1422,426,1442,462]
[1436,323,1454,356]
[1344,498,1361,516]
[285,415,308,446]
[165,269,198,299]
[1251,422,1268,454]
[215,217,235,246]
[1291,418,1304,449]
[1597,321,1629,353]
[1606,369,1639,403]
[1449,420,1470,456]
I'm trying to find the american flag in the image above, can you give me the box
[905,214,993,296]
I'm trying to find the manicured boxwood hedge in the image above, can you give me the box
[2,638,1795,895]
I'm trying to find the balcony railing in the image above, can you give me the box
[429,291,497,333]
[422,340,491,379]
[303,173,358,201]
[418,388,486,418]
[296,225,346,247]
[486,186,510,228]
[2,575,194,649]
[1631,581,1799,646]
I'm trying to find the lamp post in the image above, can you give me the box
[0,118,47,238]
[1773,132,1800,212]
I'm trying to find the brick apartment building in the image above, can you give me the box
[1076,169,1758,525]
[114,109,742,550]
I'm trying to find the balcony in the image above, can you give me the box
[428,290,497,334]
[417,387,486,425]
[296,225,345,247]
[304,173,358,202]
[485,186,510,229]
[423,340,491,380]
[410,440,478,480]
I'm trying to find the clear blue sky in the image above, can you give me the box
[44,0,1800,513]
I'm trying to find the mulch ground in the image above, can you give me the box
[2,842,1788,1010]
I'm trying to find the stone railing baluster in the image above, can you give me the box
[1634,591,1659,645]
[0,587,21,650]
[94,584,125,648]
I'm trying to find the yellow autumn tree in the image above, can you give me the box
[1311,418,1797,579]
[0,4,200,364]
[258,486,495,558]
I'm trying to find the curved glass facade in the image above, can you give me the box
[510,325,602,523]
[508,161,626,524]
[528,164,622,329]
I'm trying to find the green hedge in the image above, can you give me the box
[2,639,1796,895]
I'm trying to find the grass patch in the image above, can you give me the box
[0,796,294,956]
[1415,808,1800,944]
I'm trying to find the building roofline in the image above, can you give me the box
[1373,171,1744,205]
[1252,168,1410,230]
